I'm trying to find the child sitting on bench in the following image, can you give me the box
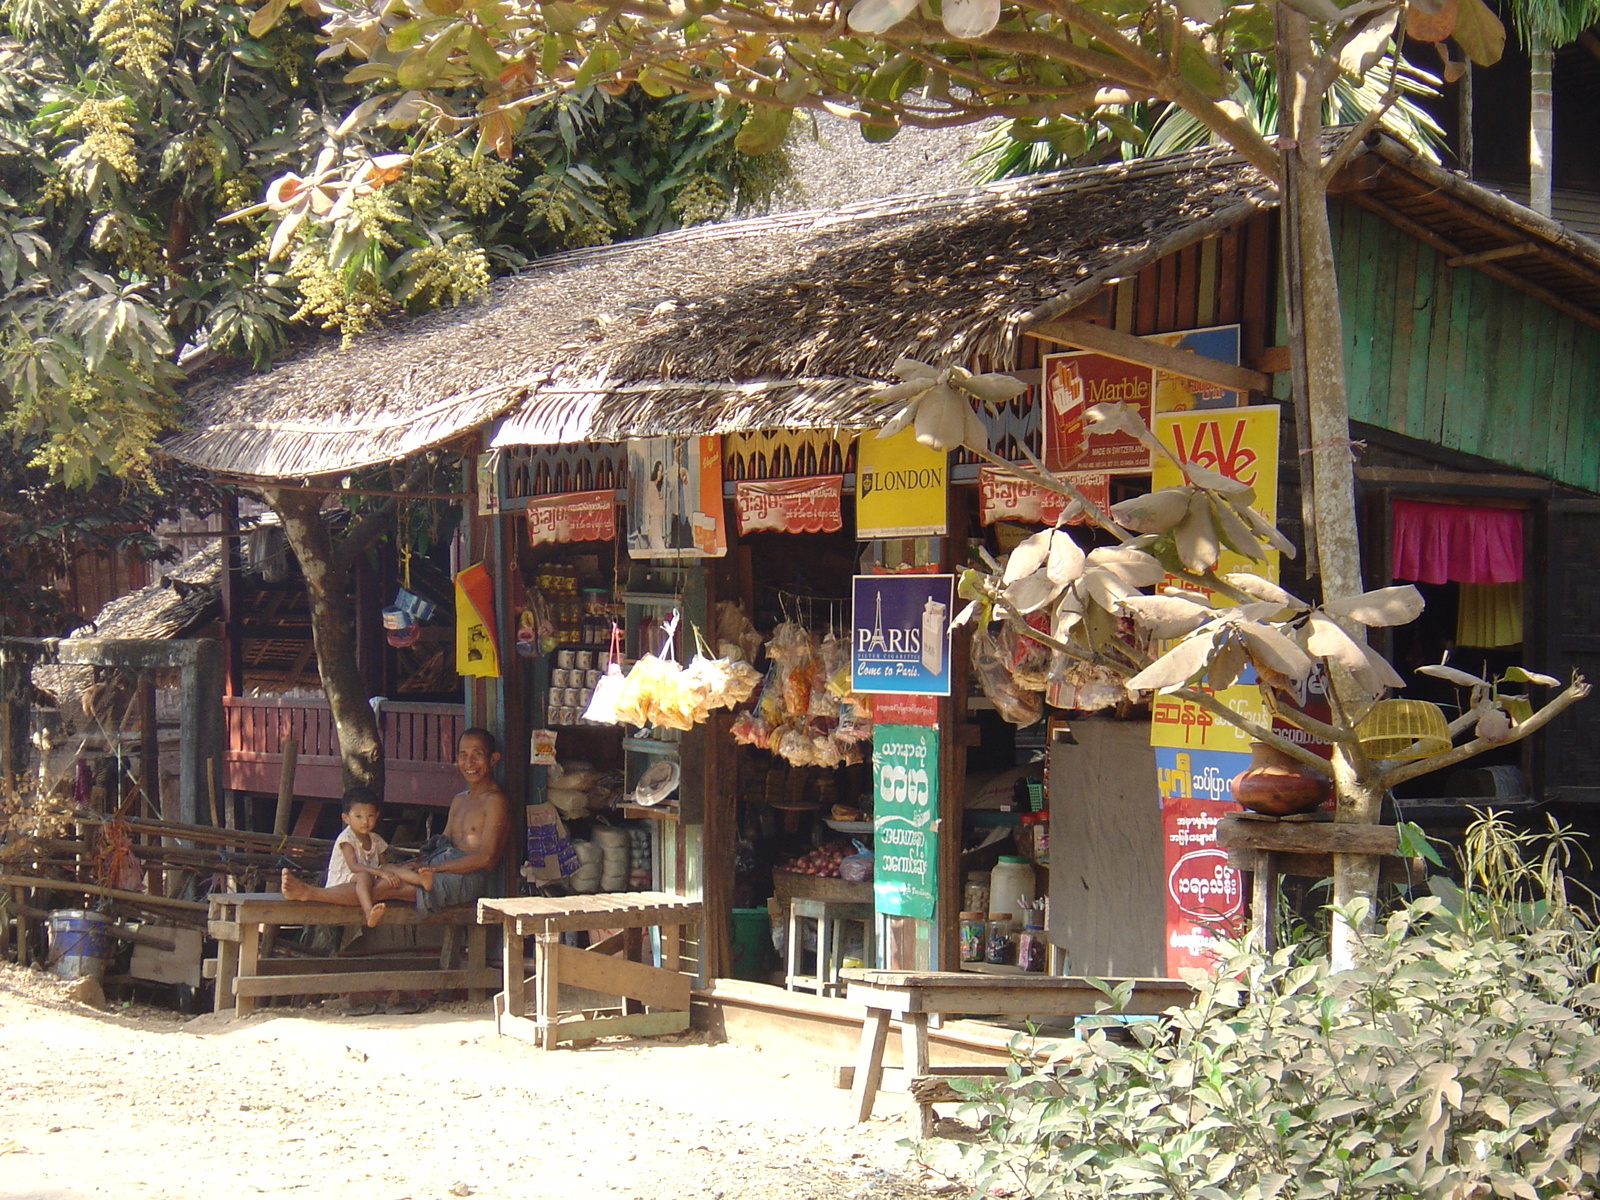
[326,788,433,927]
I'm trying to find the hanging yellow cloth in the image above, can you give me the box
[1456,582,1523,648]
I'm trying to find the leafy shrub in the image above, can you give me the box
[938,814,1600,1200]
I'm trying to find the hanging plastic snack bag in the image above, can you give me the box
[1000,616,1052,692]
[972,626,1042,726]
[583,624,628,725]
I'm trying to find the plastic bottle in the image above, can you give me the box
[990,855,1037,920]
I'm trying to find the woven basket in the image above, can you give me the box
[1356,699,1452,760]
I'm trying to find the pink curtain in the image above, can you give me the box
[1391,499,1523,585]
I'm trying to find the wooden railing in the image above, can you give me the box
[223,696,465,808]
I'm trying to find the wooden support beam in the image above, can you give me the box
[232,967,501,997]
[1355,466,1550,494]
[1447,243,1532,268]
[1025,316,1270,395]
[0,873,209,911]
[1215,815,1400,857]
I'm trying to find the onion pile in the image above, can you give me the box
[779,842,855,878]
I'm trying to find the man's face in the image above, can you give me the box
[343,803,380,835]
[457,736,499,784]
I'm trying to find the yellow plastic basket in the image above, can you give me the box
[1356,699,1452,760]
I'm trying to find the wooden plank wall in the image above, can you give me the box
[1013,211,1279,373]
[1331,202,1600,495]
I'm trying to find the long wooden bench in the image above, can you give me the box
[206,892,495,1017]
[843,970,1195,1136]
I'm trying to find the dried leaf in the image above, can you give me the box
[956,370,1026,405]
[1322,585,1425,628]
[912,383,970,450]
[1406,0,1457,41]
[1207,637,1248,690]
[1046,530,1087,587]
[1083,402,1145,439]
[1355,640,1407,692]
[1003,529,1053,585]
[869,377,936,405]
[1079,565,1138,611]
[1210,494,1267,562]
[1238,622,1315,682]
[1175,491,1220,573]
[1116,594,1214,638]
[1476,706,1512,743]
[1184,460,1254,498]
[1502,665,1561,688]
[1126,629,1218,693]
[1340,5,1402,71]
[1087,546,1165,588]
[1220,574,1309,611]
[940,0,1001,37]
[891,356,941,381]
[1450,0,1505,66]
[1110,487,1192,534]
[1004,570,1062,614]
[848,0,920,33]
[1232,501,1296,559]
[1416,663,1490,688]
[1304,612,1370,671]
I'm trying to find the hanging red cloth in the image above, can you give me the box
[1391,498,1523,585]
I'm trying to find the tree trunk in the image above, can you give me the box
[1277,8,1376,968]
[1529,35,1553,217]
[269,489,386,799]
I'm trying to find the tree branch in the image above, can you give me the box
[1374,678,1592,791]
[331,457,437,578]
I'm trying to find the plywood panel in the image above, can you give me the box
[1046,721,1163,978]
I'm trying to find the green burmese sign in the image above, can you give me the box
[872,723,939,921]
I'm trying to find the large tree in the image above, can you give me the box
[0,0,790,795]
[252,0,1515,961]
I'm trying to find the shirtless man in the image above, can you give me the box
[281,728,511,922]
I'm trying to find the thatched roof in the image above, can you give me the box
[166,144,1277,477]
[33,542,222,717]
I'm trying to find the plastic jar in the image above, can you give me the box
[959,912,987,963]
[990,856,1037,919]
[963,873,990,915]
[985,912,1016,965]
[1017,924,1047,973]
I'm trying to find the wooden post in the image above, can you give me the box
[139,675,159,819]
[273,734,299,837]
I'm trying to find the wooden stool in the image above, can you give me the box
[786,897,873,996]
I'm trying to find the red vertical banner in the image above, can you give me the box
[1157,746,1247,975]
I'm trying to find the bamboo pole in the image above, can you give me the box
[0,873,208,912]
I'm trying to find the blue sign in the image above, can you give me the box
[851,574,955,696]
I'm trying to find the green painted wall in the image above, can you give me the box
[1330,202,1600,493]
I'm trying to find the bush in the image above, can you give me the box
[939,814,1600,1200]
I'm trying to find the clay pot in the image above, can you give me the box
[1230,742,1333,816]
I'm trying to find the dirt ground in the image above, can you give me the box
[0,964,963,1200]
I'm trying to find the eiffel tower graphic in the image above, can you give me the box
[862,590,889,654]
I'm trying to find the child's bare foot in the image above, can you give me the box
[281,869,310,901]
[365,903,387,928]
[417,867,435,892]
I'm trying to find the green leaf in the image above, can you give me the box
[734,104,792,156]
[466,28,502,80]
[572,42,620,88]
[247,0,289,40]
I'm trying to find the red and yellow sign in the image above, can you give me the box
[1042,351,1154,473]
[526,490,616,547]
[1158,747,1247,975]
[454,562,500,678]
[734,475,843,535]
[977,466,1108,527]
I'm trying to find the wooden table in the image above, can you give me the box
[206,892,494,1017]
[478,892,703,1050]
[843,970,1194,1136]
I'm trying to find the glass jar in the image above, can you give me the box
[985,912,1016,965]
[959,912,987,963]
[1017,925,1047,973]
[963,873,990,915]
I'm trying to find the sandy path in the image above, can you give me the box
[0,966,947,1200]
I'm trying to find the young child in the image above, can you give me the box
[326,788,433,927]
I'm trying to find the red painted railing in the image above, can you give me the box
[223,696,465,808]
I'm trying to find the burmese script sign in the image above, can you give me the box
[526,490,616,547]
[734,475,843,535]
[977,466,1109,526]
[873,724,939,921]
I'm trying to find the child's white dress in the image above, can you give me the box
[326,827,388,886]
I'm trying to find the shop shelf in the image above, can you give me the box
[623,737,680,756]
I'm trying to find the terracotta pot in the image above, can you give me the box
[1230,742,1333,816]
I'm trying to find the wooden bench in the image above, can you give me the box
[478,892,702,1050]
[844,970,1195,1136]
[206,892,495,1017]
